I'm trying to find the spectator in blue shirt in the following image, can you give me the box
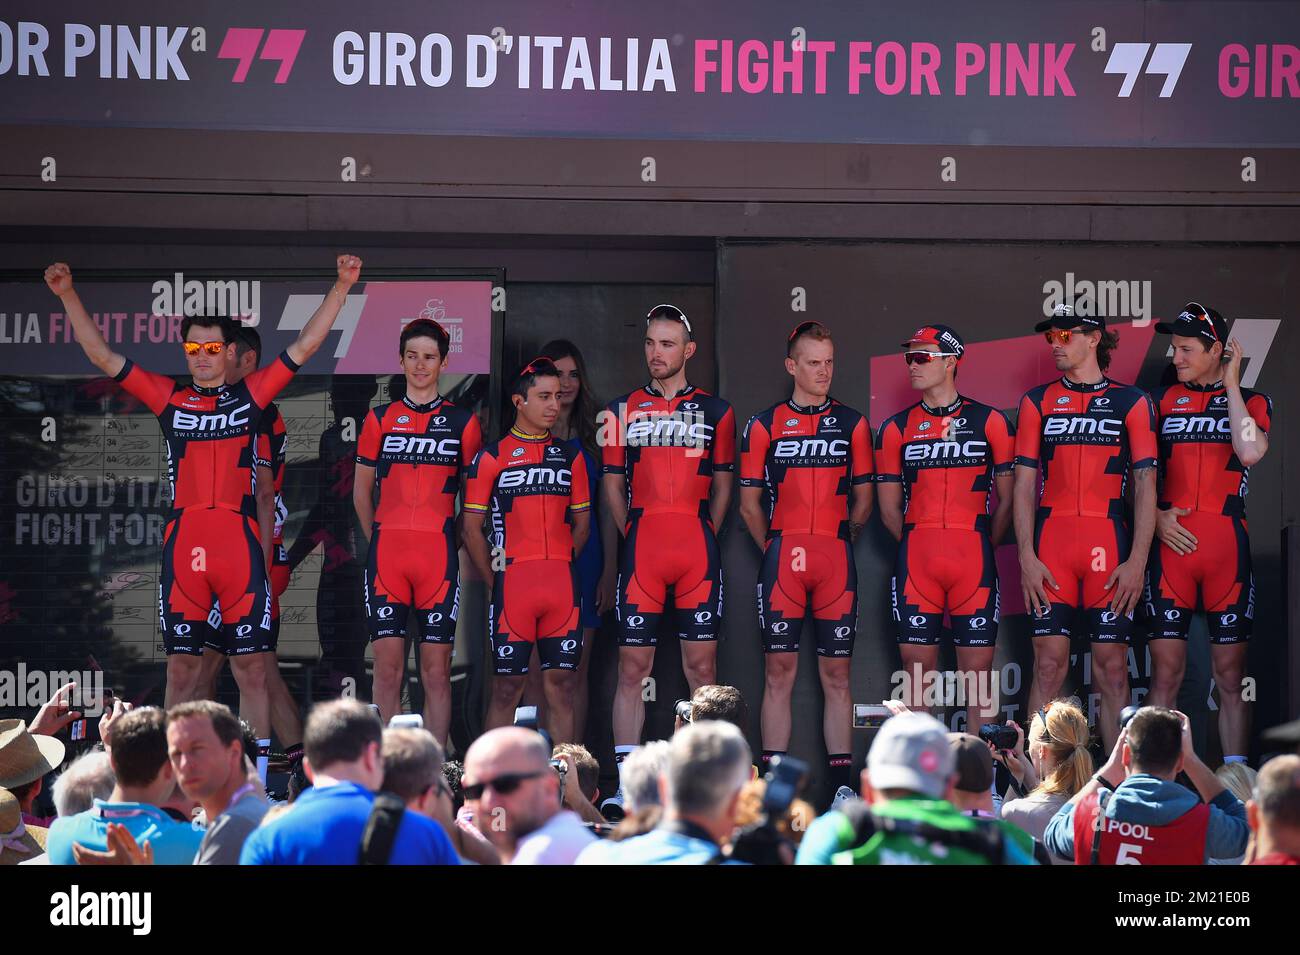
[1044,707,1249,864]
[47,707,204,866]
[577,721,751,865]
[240,699,458,865]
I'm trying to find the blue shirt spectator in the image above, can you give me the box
[47,800,204,866]
[1044,773,1249,863]
[576,822,743,865]
[240,781,459,865]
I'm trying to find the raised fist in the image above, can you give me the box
[44,262,73,296]
[336,254,363,287]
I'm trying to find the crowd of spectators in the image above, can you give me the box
[3,678,1299,866]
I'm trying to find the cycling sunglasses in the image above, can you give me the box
[1044,329,1077,345]
[461,770,546,800]
[646,304,693,337]
[182,341,228,356]
[1184,301,1220,343]
[788,320,827,341]
[519,356,557,378]
[903,350,959,365]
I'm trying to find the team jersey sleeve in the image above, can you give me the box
[112,359,176,417]
[987,410,1017,475]
[850,415,875,484]
[1127,392,1159,470]
[874,418,904,483]
[245,351,301,409]
[1246,392,1272,434]
[739,415,771,488]
[568,450,592,512]
[254,431,273,471]
[712,405,737,471]
[460,412,484,469]
[601,398,626,475]
[255,406,286,472]
[463,449,497,513]
[1013,394,1042,469]
[355,409,381,468]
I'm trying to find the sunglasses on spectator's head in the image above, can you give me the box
[461,770,546,800]
[1035,702,1057,744]
[903,350,958,365]
[646,304,693,337]
[183,341,227,356]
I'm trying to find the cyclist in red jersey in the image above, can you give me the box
[876,325,1015,728]
[463,358,592,743]
[739,321,873,793]
[196,326,304,771]
[354,318,483,744]
[43,255,361,741]
[1014,303,1158,750]
[601,305,735,816]
[1144,304,1271,761]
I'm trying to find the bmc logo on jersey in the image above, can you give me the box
[773,438,849,459]
[904,440,987,462]
[382,434,461,456]
[625,416,713,445]
[1162,416,1231,436]
[173,403,252,432]
[499,467,572,489]
[1043,416,1122,437]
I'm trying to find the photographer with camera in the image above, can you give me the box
[673,684,750,734]
[996,699,1094,863]
[796,712,1037,865]
[1044,706,1249,864]
[463,726,594,864]
[579,721,752,864]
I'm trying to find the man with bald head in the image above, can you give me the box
[463,726,594,864]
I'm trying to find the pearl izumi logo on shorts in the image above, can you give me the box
[49,885,152,935]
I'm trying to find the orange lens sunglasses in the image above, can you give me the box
[182,341,227,356]
[1044,329,1073,345]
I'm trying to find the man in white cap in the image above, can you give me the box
[795,712,1036,864]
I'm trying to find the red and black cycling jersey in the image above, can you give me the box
[254,403,288,546]
[875,396,1015,533]
[1152,380,1272,519]
[739,398,873,540]
[1014,377,1158,521]
[464,428,591,564]
[112,353,298,520]
[602,384,735,526]
[355,396,483,533]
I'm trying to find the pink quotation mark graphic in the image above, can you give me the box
[217,28,306,84]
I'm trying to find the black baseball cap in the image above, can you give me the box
[1155,302,1227,346]
[1035,301,1106,333]
[901,324,965,358]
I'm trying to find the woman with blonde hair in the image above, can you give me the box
[996,698,1094,863]
[1210,762,1256,864]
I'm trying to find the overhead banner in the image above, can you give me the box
[0,2,1297,147]
[0,278,495,376]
